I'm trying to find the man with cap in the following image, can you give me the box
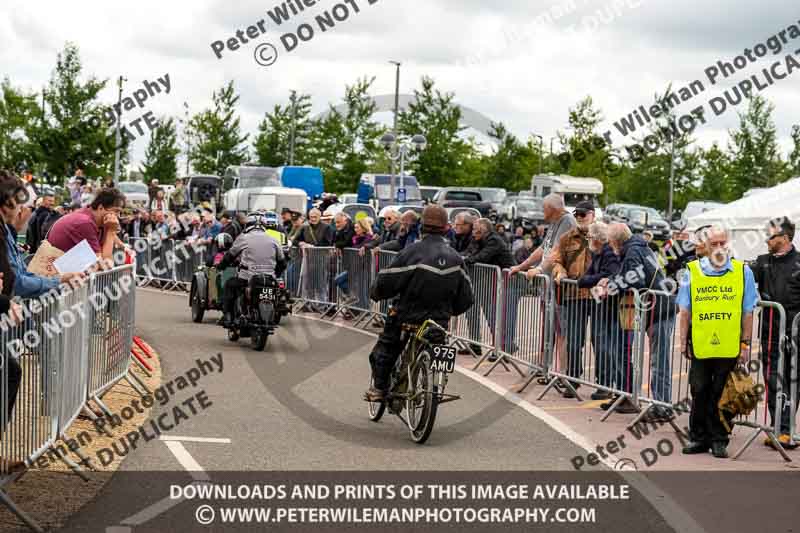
[280,208,293,234]
[365,205,474,401]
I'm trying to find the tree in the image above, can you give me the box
[727,95,785,197]
[140,117,180,183]
[253,91,313,167]
[188,81,249,176]
[788,124,800,178]
[481,122,536,191]
[308,77,385,193]
[696,143,733,202]
[398,76,476,186]
[0,79,41,172]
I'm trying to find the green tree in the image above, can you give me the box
[253,91,312,167]
[308,77,385,193]
[140,117,180,183]
[36,43,115,179]
[696,143,733,202]
[788,124,800,178]
[188,81,249,176]
[727,95,785,197]
[398,76,475,186]
[0,79,41,172]
[481,122,536,191]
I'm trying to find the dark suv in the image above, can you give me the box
[607,203,671,240]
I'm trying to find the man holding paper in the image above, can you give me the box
[46,188,126,266]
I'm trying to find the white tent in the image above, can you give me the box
[687,177,800,261]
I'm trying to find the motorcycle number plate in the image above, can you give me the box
[430,345,456,373]
[260,288,276,301]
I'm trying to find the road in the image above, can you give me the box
[59,289,796,533]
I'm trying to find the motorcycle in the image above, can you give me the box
[224,273,291,351]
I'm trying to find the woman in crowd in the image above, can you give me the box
[352,217,376,248]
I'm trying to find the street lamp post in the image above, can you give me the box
[389,61,401,200]
[533,134,544,175]
[113,75,127,181]
[380,132,427,204]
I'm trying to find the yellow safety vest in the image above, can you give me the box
[688,259,744,359]
[266,228,286,245]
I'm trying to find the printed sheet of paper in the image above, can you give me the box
[52,239,97,274]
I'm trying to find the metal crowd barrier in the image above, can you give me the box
[299,246,337,314]
[330,249,379,327]
[129,237,205,291]
[371,250,398,322]
[791,313,800,447]
[0,263,140,532]
[285,248,303,299]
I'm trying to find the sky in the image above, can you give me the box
[2,0,798,171]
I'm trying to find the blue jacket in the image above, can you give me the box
[578,243,620,288]
[5,224,60,298]
[619,234,666,290]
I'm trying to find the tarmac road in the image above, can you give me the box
[59,289,797,533]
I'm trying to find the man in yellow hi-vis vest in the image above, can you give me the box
[677,226,758,459]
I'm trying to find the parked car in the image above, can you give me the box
[420,186,442,204]
[509,197,545,232]
[608,203,671,240]
[432,188,494,218]
[477,188,511,225]
[117,181,149,209]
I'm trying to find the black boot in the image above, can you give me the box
[711,442,729,459]
[682,441,710,454]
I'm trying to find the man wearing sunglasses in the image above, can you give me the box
[751,216,800,450]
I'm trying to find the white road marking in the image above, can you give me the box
[160,436,232,444]
[164,441,210,482]
[293,314,707,533]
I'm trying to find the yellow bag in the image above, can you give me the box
[718,366,759,433]
[27,240,64,277]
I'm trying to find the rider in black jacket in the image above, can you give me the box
[365,205,474,401]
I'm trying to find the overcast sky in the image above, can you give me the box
[2,0,798,170]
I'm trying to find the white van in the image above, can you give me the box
[530,174,604,218]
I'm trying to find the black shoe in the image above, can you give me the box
[711,442,729,458]
[682,441,710,455]
[487,354,498,362]
[600,396,618,410]
[470,344,483,357]
[561,384,579,399]
[591,390,612,401]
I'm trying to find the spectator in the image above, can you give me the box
[152,210,170,239]
[295,208,335,248]
[450,212,475,255]
[532,224,546,249]
[333,213,355,250]
[26,192,59,254]
[511,194,576,278]
[170,179,189,214]
[352,217,376,248]
[463,218,514,358]
[365,209,401,252]
[102,176,115,188]
[510,226,525,254]
[150,188,168,212]
[380,211,421,252]
[577,222,637,412]
[513,235,535,265]
[288,213,305,243]
[604,222,676,422]
[80,183,94,207]
[47,187,125,264]
[751,217,800,450]
[664,229,697,281]
[148,179,160,203]
[280,208,294,234]
[197,209,222,244]
[678,225,757,459]
[495,223,511,245]
[0,270,24,473]
[127,209,152,240]
[642,230,660,253]
[0,170,83,298]
[549,201,596,398]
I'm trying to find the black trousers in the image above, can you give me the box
[223,278,249,316]
[760,336,798,435]
[368,315,409,391]
[2,356,22,427]
[688,357,738,445]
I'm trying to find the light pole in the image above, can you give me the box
[389,60,401,199]
[113,75,127,181]
[533,134,544,175]
[380,132,427,204]
[181,102,191,176]
[288,92,297,166]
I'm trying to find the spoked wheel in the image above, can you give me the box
[367,377,386,422]
[406,350,439,444]
[190,285,205,323]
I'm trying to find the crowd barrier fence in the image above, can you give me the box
[0,264,140,532]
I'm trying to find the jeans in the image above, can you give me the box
[760,335,798,434]
[590,300,622,389]
[467,293,518,353]
[1,355,22,429]
[559,299,592,380]
[648,316,676,403]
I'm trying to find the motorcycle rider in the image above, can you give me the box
[365,205,474,401]
[219,214,287,327]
